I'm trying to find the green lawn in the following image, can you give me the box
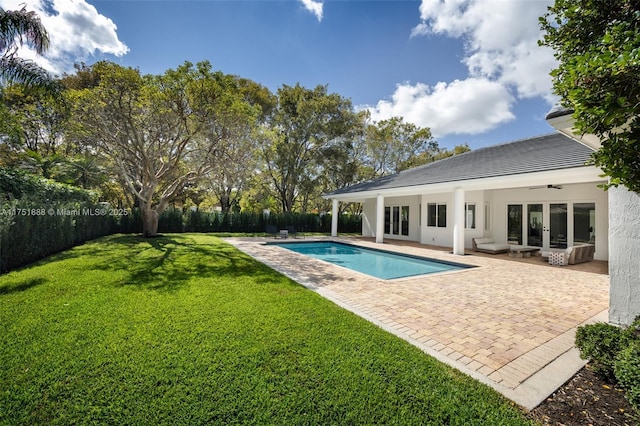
[0,234,535,425]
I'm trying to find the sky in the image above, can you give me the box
[0,0,561,150]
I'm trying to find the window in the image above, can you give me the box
[574,202,595,244]
[507,204,523,244]
[427,203,447,228]
[393,206,400,235]
[465,203,476,229]
[384,207,391,234]
[401,206,409,236]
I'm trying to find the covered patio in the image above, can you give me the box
[325,133,609,261]
[226,236,609,409]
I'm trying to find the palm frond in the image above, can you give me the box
[0,55,59,92]
[0,6,50,54]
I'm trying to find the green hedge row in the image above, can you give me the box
[1,168,115,273]
[152,208,362,234]
[0,201,119,273]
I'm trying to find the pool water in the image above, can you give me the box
[273,241,472,280]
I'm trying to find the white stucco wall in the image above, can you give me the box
[361,195,421,241]
[361,200,376,237]
[608,186,640,326]
[418,191,486,248]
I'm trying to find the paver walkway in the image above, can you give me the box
[225,236,609,409]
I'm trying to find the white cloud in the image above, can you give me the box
[0,0,128,75]
[298,0,323,22]
[370,0,557,138]
[412,0,556,100]
[368,79,515,137]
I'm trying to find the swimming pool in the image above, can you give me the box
[271,241,473,280]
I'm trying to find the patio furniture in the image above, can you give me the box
[508,245,541,258]
[286,225,305,239]
[472,238,511,254]
[542,244,595,266]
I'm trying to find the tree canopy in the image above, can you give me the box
[68,61,259,236]
[540,0,640,192]
[1,56,471,233]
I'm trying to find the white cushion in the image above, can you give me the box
[474,238,494,244]
[477,243,510,251]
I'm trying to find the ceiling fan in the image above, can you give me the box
[528,184,563,190]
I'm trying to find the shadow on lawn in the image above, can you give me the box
[0,277,48,296]
[90,234,282,292]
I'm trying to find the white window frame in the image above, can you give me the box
[427,203,447,228]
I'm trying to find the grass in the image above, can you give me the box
[0,234,535,425]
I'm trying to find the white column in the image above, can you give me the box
[376,194,384,243]
[453,188,465,255]
[331,199,339,237]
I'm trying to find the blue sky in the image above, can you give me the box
[1,0,560,150]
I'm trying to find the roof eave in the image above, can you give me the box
[545,108,602,151]
[324,166,605,201]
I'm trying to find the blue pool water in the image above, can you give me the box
[273,241,472,280]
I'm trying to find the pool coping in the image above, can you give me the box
[226,236,609,410]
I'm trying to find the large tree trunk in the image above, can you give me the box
[141,203,160,238]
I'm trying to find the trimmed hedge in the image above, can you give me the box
[575,316,640,413]
[163,208,361,234]
[0,201,119,273]
[1,168,117,273]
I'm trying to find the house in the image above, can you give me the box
[324,132,609,262]
[546,107,640,326]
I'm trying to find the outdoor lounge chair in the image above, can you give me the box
[472,238,511,254]
[542,244,595,266]
[285,225,304,239]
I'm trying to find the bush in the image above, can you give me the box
[614,340,640,410]
[0,167,97,203]
[575,316,640,412]
[575,322,626,381]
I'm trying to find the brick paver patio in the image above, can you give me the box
[225,236,609,409]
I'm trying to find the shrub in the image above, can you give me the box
[575,322,626,381]
[614,340,640,411]
[575,316,640,413]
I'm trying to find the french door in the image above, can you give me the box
[508,202,568,249]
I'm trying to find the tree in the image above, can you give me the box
[262,83,356,212]
[0,6,54,89]
[70,61,250,236]
[205,78,271,213]
[398,143,471,171]
[363,116,436,177]
[540,0,640,192]
[0,84,69,156]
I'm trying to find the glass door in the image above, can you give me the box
[549,203,568,248]
[527,204,543,247]
[508,202,569,249]
[507,204,523,244]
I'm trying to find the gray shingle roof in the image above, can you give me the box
[328,133,593,196]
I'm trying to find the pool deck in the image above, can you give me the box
[225,236,609,410]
